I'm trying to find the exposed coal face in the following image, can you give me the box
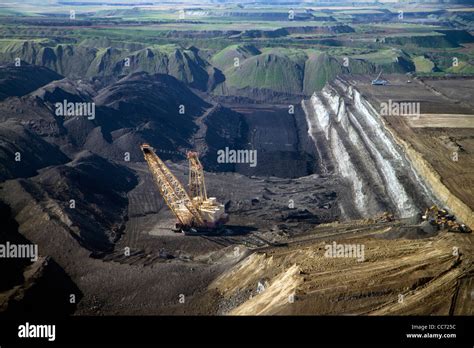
[17,151,138,252]
[0,201,81,317]
[0,201,29,291]
[199,104,249,172]
[0,120,69,181]
[226,104,317,178]
[0,257,82,317]
[0,63,62,101]
[90,72,209,162]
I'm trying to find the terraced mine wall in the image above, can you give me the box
[381,115,474,229]
[302,78,437,220]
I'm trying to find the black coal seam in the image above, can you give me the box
[303,98,333,175]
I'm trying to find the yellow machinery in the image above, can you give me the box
[141,144,228,232]
[422,205,471,233]
[188,151,207,204]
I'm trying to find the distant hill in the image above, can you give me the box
[213,45,412,97]
[224,50,305,94]
[0,41,215,91]
[211,44,261,70]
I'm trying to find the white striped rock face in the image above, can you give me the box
[303,78,435,219]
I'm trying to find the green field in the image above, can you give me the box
[0,1,472,92]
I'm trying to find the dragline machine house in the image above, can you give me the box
[140,144,228,231]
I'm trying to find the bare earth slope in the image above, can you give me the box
[211,225,473,315]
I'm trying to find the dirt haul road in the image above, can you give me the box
[210,223,473,315]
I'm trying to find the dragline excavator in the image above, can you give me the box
[140,144,228,233]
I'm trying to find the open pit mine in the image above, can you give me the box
[0,1,473,319]
[2,71,472,317]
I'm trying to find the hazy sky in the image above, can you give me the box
[7,0,398,4]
